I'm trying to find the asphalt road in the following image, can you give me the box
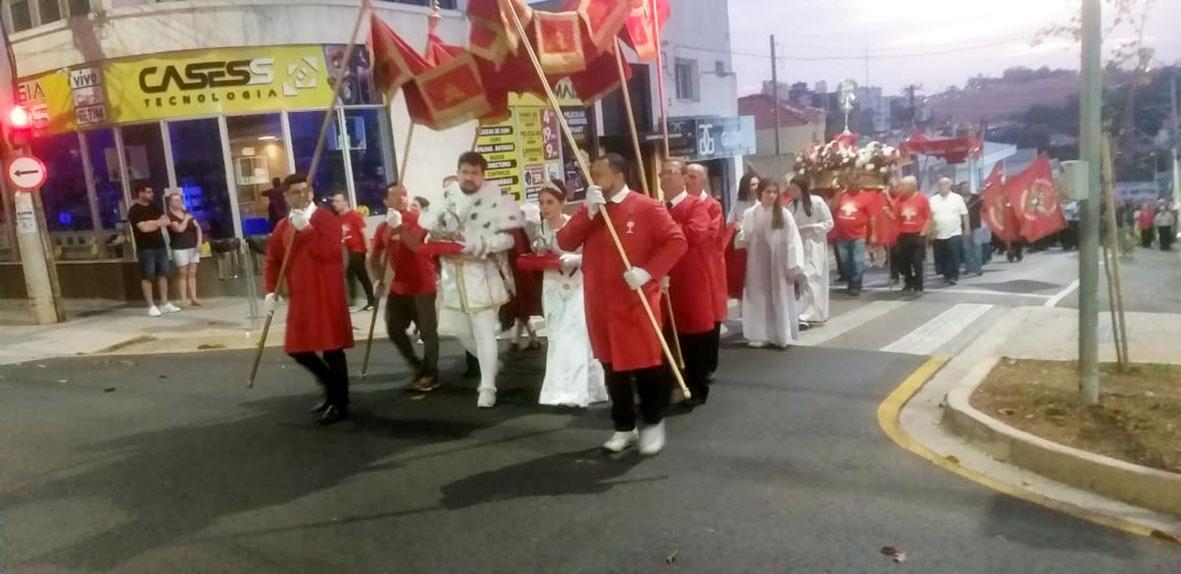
[1,341,1176,573]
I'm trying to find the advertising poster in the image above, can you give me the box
[474,122,523,200]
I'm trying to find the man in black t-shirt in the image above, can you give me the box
[127,184,180,317]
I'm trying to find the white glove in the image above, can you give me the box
[289,209,310,231]
[264,292,277,314]
[522,202,541,226]
[386,209,403,229]
[585,185,606,219]
[559,253,582,273]
[623,267,652,291]
[461,238,482,257]
[661,276,671,291]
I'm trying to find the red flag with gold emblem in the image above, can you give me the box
[467,0,535,68]
[623,0,670,61]
[1003,155,1065,243]
[567,47,630,104]
[534,11,587,74]
[369,16,430,98]
[408,52,493,130]
[982,182,1019,245]
[573,0,632,53]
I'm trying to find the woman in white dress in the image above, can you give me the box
[786,177,834,327]
[728,172,760,224]
[737,179,805,349]
[535,181,608,407]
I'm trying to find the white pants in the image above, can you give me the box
[439,307,500,392]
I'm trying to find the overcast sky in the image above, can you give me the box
[726,0,1181,97]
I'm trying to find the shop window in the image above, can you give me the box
[84,129,124,230]
[169,119,235,240]
[290,110,348,206]
[119,123,171,207]
[226,114,287,235]
[30,133,90,232]
[67,0,88,17]
[344,108,395,215]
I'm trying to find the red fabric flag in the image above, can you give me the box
[623,0,671,61]
[574,0,633,53]
[981,183,1018,245]
[567,47,630,104]
[425,33,462,66]
[534,11,588,75]
[407,53,493,130]
[1003,155,1065,243]
[467,0,534,66]
[369,16,430,98]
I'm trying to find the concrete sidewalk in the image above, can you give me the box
[0,297,277,365]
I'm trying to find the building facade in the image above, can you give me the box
[0,0,473,298]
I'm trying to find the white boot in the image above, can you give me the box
[477,389,497,408]
[602,430,638,453]
[638,421,666,456]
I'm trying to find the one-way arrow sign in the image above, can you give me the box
[6,155,48,190]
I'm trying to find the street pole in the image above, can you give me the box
[1171,72,1180,209]
[1078,0,1103,406]
[11,183,63,324]
[770,35,781,156]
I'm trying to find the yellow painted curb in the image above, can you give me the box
[877,357,1179,544]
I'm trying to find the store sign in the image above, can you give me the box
[69,66,107,128]
[16,72,75,134]
[665,116,756,161]
[474,91,580,202]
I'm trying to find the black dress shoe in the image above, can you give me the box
[310,400,331,414]
[316,405,349,425]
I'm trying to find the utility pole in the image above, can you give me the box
[1171,72,1180,209]
[1078,0,1102,406]
[770,35,781,156]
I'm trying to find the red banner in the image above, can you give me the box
[623,0,670,62]
[369,16,430,98]
[983,161,1004,190]
[982,182,1019,245]
[575,0,632,53]
[1003,155,1065,243]
[534,11,588,74]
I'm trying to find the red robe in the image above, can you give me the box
[700,194,728,323]
[264,208,355,354]
[557,190,687,371]
[667,194,716,335]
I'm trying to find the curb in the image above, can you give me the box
[879,357,1181,543]
[943,359,1181,519]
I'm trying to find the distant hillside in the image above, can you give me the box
[928,68,1080,123]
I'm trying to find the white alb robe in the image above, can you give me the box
[789,196,835,322]
[738,204,805,347]
[536,217,608,407]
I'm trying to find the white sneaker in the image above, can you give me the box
[748,340,767,349]
[638,421,666,456]
[477,389,497,408]
[161,302,182,314]
[602,430,638,453]
[147,305,163,318]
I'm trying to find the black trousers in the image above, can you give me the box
[1140,228,1154,248]
[289,349,349,408]
[895,233,926,291]
[1160,227,1175,251]
[932,238,961,281]
[1006,241,1025,262]
[676,330,713,402]
[346,251,375,306]
[385,292,439,378]
[604,362,672,431]
[1062,221,1080,250]
[704,322,721,375]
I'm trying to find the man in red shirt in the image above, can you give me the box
[371,184,440,392]
[831,183,877,295]
[662,160,715,407]
[332,193,376,311]
[264,175,355,425]
[685,163,727,378]
[557,153,687,456]
[891,176,932,293]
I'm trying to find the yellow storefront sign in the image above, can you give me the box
[104,45,337,123]
[16,71,75,134]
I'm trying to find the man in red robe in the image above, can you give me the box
[661,160,715,407]
[557,153,687,456]
[685,163,727,378]
[264,174,355,425]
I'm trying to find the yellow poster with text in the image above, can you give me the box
[16,71,75,135]
[104,45,336,124]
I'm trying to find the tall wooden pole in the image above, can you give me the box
[506,7,690,399]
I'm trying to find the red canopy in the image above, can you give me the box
[899,134,981,164]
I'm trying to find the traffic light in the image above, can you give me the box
[4,104,33,151]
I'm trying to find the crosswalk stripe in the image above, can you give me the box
[798,301,906,347]
[879,303,993,355]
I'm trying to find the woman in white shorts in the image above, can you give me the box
[167,193,204,306]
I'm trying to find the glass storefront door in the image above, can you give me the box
[168,118,235,240]
[344,108,396,214]
[119,123,171,203]
[289,110,348,204]
[225,114,287,236]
